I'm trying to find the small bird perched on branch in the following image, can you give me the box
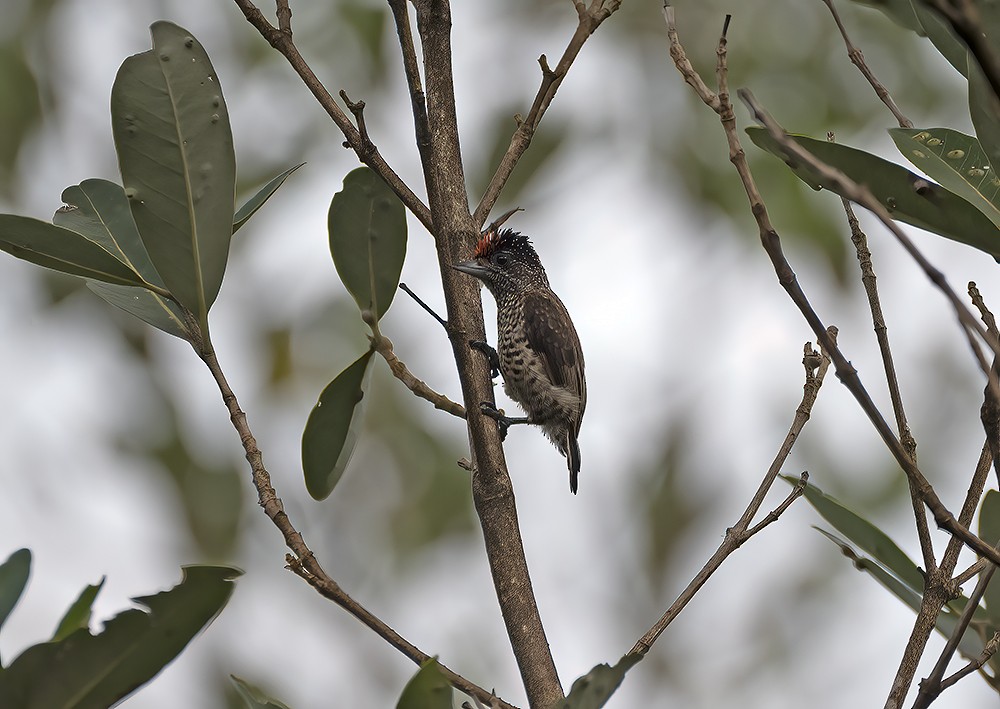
[454,221,587,494]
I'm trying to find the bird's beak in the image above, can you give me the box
[452,260,490,280]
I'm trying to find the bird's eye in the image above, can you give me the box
[495,253,509,267]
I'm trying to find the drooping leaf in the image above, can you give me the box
[230,675,293,709]
[395,658,452,709]
[0,549,31,643]
[51,579,105,642]
[0,215,148,286]
[233,163,305,234]
[889,127,1000,231]
[815,528,986,659]
[553,654,643,709]
[852,0,968,77]
[302,348,376,500]
[746,127,1000,259]
[328,167,406,320]
[111,21,236,325]
[784,476,926,594]
[979,490,1000,629]
[86,281,192,340]
[0,565,241,708]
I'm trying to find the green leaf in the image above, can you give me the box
[230,675,292,709]
[979,490,1000,629]
[51,579,105,643]
[889,127,1000,232]
[395,658,452,709]
[111,21,236,324]
[0,565,241,709]
[746,126,1000,259]
[233,163,305,234]
[86,281,192,340]
[53,179,159,282]
[328,167,406,320]
[0,215,148,286]
[785,476,926,593]
[0,549,31,642]
[302,349,376,500]
[815,528,986,659]
[553,654,643,709]
[853,1,968,77]
[969,59,1000,173]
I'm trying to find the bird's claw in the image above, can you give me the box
[479,402,511,441]
[469,340,501,379]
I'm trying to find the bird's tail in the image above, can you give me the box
[566,434,581,494]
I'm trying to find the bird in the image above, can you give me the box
[453,223,587,493]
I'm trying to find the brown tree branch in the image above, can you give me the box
[472,0,622,227]
[232,0,433,230]
[196,338,510,708]
[370,332,467,418]
[410,1,563,705]
[821,0,912,128]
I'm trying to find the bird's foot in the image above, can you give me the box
[479,402,529,441]
[469,340,501,379]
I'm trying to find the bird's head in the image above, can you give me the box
[453,228,550,296]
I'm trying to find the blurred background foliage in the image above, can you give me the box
[1,0,997,707]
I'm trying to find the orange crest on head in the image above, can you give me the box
[474,229,501,259]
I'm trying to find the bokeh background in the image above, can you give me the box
[1,0,998,706]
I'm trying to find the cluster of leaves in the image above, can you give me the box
[0,548,240,707]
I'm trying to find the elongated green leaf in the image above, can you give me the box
[969,59,1000,173]
[816,528,986,659]
[302,349,375,500]
[0,549,30,643]
[889,127,1000,231]
[979,490,1000,629]
[0,215,148,286]
[784,476,926,593]
[553,654,643,709]
[395,658,452,709]
[0,565,240,708]
[53,179,159,282]
[87,281,192,340]
[747,127,1000,259]
[51,579,105,643]
[230,675,292,709]
[233,163,304,233]
[111,21,236,323]
[328,167,406,320]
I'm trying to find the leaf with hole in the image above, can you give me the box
[233,163,305,234]
[395,658,452,709]
[0,565,240,708]
[328,167,406,321]
[302,348,376,500]
[111,21,236,326]
[746,126,1000,259]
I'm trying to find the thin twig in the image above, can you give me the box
[821,0,912,128]
[232,0,432,230]
[339,90,373,157]
[197,341,507,707]
[744,470,809,538]
[472,0,622,226]
[399,282,449,331]
[387,0,434,192]
[938,632,1000,692]
[971,282,1000,487]
[275,0,291,35]
[370,332,466,418]
[630,337,831,656]
[832,155,934,573]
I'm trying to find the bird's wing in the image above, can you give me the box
[523,290,587,414]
